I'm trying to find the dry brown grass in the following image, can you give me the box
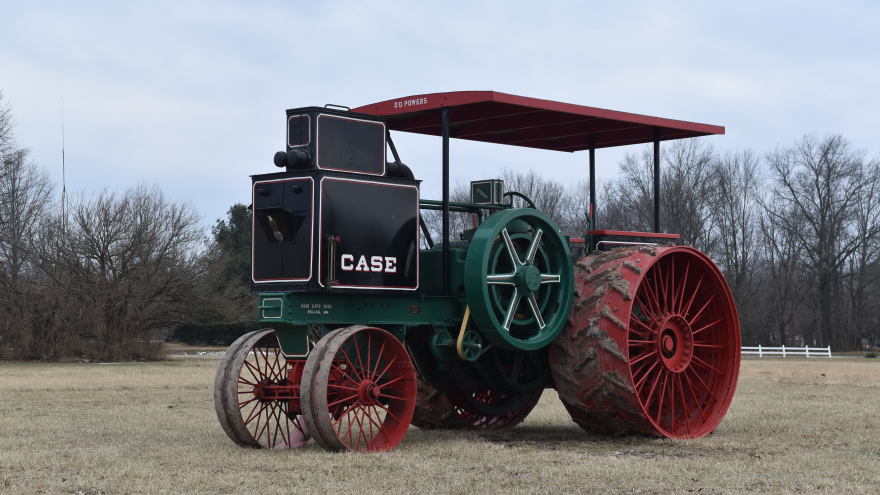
[1,356,879,494]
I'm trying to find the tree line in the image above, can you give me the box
[2,86,878,359]
[0,91,253,360]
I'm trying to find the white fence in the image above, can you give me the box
[741,345,832,358]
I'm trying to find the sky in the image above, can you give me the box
[2,1,879,229]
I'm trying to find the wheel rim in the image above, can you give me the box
[302,326,416,452]
[549,246,740,439]
[216,330,310,449]
[629,249,739,437]
[465,208,573,351]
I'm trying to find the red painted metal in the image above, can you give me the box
[588,230,680,239]
[550,246,740,439]
[302,326,417,452]
[234,332,310,448]
[352,91,725,152]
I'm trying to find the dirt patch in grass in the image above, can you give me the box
[0,357,878,493]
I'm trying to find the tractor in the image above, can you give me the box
[213,91,741,452]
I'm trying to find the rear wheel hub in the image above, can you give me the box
[656,315,693,373]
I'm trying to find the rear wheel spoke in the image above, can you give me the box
[691,355,723,375]
[682,274,704,316]
[688,293,716,326]
[692,318,724,336]
[630,350,657,366]
[677,375,690,434]
[683,372,707,422]
[635,361,660,392]
[675,262,690,314]
[686,367,719,402]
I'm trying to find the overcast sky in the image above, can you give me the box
[2,1,879,227]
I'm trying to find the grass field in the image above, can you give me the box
[1,356,879,494]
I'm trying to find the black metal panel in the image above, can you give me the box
[287,115,310,147]
[317,115,386,175]
[318,178,419,290]
[283,107,387,176]
[251,169,419,294]
[252,178,314,283]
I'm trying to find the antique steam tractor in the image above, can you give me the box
[213,92,741,452]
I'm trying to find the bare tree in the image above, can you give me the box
[603,139,716,250]
[0,90,15,154]
[841,157,880,347]
[604,146,655,232]
[0,148,53,294]
[420,179,474,246]
[662,139,716,249]
[760,134,880,348]
[755,194,808,346]
[710,149,761,306]
[559,178,593,237]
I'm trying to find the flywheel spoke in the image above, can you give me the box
[526,292,546,329]
[487,273,516,285]
[502,287,521,331]
[525,228,543,263]
[501,228,524,266]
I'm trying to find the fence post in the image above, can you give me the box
[826,346,831,357]
[758,344,762,358]
[782,345,786,358]
[806,345,810,358]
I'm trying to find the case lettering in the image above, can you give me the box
[340,254,398,273]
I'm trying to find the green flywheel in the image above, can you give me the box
[464,208,573,351]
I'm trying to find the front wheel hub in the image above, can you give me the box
[358,380,382,405]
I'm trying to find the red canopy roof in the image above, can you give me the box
[352,91,724,152]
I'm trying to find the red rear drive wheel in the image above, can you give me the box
[550,246,740,438]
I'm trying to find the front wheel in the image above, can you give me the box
[301,326,417,452]
[214,329,310,449]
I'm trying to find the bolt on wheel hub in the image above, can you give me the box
[358,381,382,405]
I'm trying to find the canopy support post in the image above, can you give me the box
[653,127,661,234]
[442,108,450,296]
[589,134,596,231]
